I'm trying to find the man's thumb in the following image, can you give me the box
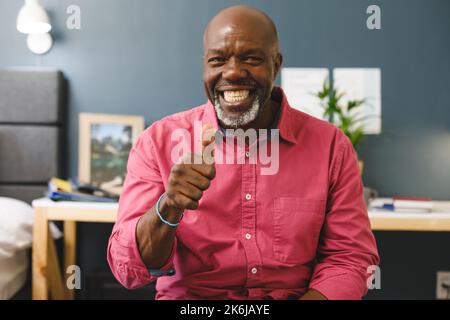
[202,124,215,164]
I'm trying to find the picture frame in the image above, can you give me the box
[78,113,145,195]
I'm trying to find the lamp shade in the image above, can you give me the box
[16,0,51,34]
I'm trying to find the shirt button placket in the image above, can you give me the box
[241,161,262,288]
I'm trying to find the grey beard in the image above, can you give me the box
[214,94,260,128]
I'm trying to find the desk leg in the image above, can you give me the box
[64,221,77,300]
[47,226,65,300]
[32,208,49,300]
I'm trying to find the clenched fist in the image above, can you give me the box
[165,124,216,211]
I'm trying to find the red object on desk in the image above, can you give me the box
[393,196,432,202]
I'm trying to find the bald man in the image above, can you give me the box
[108,5,379,300]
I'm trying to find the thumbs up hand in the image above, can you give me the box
[165,124,216,211]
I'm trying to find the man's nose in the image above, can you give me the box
[222,57,248,82]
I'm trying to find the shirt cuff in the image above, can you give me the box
[309,271,366,300]
[130,216,178,279]
[108,215,178,289]
[146,237,178,278]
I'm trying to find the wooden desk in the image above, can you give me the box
[369,198,450,231]
[31,197,450,299]
[32,198,117,300]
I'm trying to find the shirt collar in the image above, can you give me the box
[202,86,297,144]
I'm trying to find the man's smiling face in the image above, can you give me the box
[203,7,282,129]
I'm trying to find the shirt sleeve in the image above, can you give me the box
[308,130,380,300]
[107,127,177,289]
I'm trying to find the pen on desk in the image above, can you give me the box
[372,203,395,211]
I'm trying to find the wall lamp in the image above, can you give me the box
[17,0,53,55]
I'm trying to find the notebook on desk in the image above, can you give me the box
[370,197,433,213]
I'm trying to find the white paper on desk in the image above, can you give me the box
[281,68,329,120]
[333,68,382,134]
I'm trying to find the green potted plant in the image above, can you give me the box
[315,80,374,176]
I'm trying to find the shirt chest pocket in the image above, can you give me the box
[273,197,326,264]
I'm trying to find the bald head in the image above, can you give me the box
[202,5,283,130]
[204,5,279,53]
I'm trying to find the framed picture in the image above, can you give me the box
[78,113,145,195]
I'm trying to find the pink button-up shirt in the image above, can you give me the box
[107,87,379,300]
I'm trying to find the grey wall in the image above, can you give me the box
[1,0,449,299]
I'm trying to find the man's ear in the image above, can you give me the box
[273,53,283,80]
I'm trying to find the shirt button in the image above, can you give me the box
[245,151,250,158]
[245,194,252,201]
[245,233,252,240]
[251,267,258,274]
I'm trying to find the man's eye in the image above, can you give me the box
[244,56,263,64]
[208,57,226,64]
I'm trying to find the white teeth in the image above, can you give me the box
[223,90,250,103]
